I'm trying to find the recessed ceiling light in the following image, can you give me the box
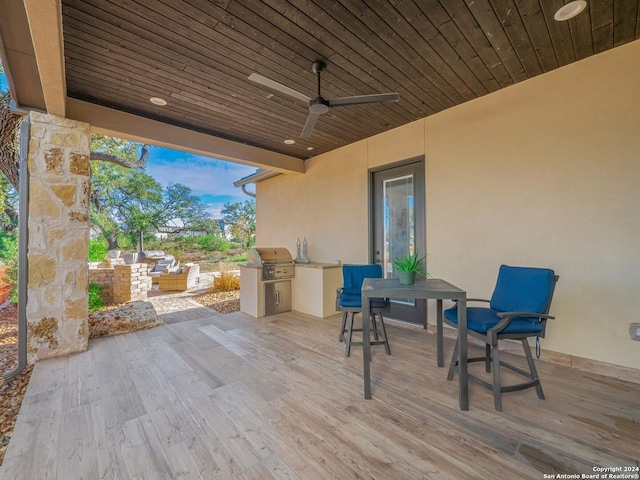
[149,97,167,106]
[554,1,587,21]
[307,147,314,151]
[284,139,295,145]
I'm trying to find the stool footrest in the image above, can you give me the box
[339,311,391,357]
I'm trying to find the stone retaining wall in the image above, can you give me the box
[114,264,152,304]
[88,268,115,304]
[89,264,152,305]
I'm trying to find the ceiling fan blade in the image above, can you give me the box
[248,73,312,103]
[300,113,321,138]
[329,92,399,107]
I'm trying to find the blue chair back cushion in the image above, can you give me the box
[339,264,385,309]
[490,265,555,314]
[444,265,555,334]
[342,264,383,295]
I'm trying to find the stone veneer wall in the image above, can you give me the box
[27,112,91,361]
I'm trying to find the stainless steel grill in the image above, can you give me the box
[245,247,295,316]
[247,247,295,281]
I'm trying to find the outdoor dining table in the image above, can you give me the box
[361,277,469,410]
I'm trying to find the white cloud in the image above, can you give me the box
[146,150,258,198]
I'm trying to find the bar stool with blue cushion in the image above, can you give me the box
[336,264,390,357]
[444,265,559,411]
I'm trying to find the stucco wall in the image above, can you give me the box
[257,140,370,263]
[256,40,640,370]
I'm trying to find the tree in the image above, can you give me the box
[90,134,150,169]
[0,92,22,189]
[190,218,222,236]
[0,175,18,232]
[0,105,150,190]
[154,183,210,233]
[90,161,161,249]
[90,160,211,249]
[221,200,255,248]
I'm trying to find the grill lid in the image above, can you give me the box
[246,247,293,266]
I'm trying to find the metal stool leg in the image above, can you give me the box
[492,341,502,411]
[485,343,492,372]
[522,339,545,400]
[447,336,459,381]
[371,312,379,341]
[338,311,348,342]
[378,314,391,355]
[345,313,355,357]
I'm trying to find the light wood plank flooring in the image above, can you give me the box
[1,309,639,479]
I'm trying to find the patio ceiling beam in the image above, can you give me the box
[22,0,66,117]
[66,98,305,174]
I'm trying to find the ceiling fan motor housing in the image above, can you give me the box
[309,97,330,114]
[311,61,326,74]
[247,59,399,138]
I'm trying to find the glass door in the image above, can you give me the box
[371,159,426,325]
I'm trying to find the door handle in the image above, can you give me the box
[275,290,280,305]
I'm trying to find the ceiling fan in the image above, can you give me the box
[248,61,400,139]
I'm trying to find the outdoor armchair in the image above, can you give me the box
[444,264,559,411]
[148,259,179,284]
[158,263,200,291]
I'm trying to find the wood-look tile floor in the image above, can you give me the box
[1,310,639,479]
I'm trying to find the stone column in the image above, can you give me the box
[26,112,91,361]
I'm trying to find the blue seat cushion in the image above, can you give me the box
[339,293,386,309]
[444,305,544,334]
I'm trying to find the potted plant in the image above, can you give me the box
[393,252,427,285]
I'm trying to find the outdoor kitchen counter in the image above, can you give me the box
[293,263,342,318]
[294,262,342,269]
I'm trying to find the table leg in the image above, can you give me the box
[363,295,372,399]
[437,299,443,367]
[458,295,469,410]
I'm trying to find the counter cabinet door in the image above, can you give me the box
[264,280,292,316]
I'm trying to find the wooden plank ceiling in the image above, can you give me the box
[61,0,640,160]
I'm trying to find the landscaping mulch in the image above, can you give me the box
[192,290,240,314]
[0,304,31,466]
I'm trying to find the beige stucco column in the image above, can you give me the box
[26,112,91,361]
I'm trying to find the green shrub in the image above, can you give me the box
[225,253,248,263]
[115,235,133,250]
[88,282,106,312]
[197,234,233,252]
[179,235,200,249]
[0,232,18,302]
[144,236,161,250]
[88,238,108,262]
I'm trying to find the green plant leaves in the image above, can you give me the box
[393,252,427,276]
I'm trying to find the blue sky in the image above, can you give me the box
[145,147,256,218]
[0,68,256,218]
